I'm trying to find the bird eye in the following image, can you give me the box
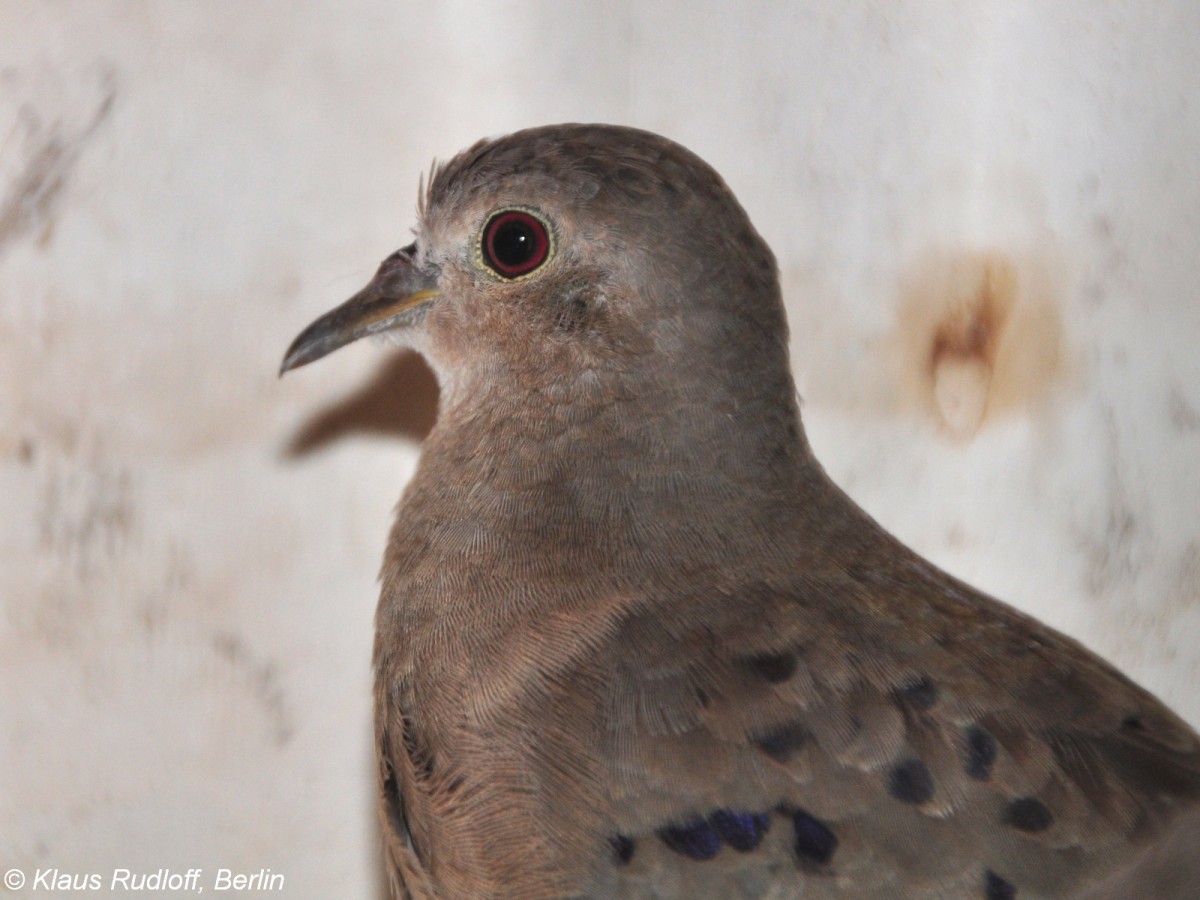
[480,209,552,279]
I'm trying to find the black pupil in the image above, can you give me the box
[492,219,536,268]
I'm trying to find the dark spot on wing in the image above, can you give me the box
[744,651,797,683]
[1004,797,1053,833]
[611,834,635,865]
[657,817,721,860]
[985,869,1017,898]
[963,724,997,780]
[708,809,770,852]
[896,674,939,710]
[1121,713,1145,732]
[791,808,838,865]
[752,722,808,763]
[888,758,935,805]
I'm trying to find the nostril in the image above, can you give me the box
[379,243,418,273]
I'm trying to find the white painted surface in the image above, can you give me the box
[2,3,1196,896]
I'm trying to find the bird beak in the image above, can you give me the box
[280,244,440,374]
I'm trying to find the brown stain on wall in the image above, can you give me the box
[891,249,1070,439]
[211,631,295,747]
[35,456,135,580]
[1168,386,1200,434]
[0,64,116,255]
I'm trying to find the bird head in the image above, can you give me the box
[281,125,795,419]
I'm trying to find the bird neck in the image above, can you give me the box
[410,356,823,558]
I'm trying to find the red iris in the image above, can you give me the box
[482,210,550,278]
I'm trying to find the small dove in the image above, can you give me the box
[282,124,1200,899]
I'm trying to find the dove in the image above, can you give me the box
[281,124,1200,898]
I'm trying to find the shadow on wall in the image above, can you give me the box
[283,350,440,458]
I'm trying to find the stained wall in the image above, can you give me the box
[2,3,1197,895]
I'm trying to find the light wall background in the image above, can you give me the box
[2,2,1197,897]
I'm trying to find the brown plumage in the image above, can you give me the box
[282,124,1200,898]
